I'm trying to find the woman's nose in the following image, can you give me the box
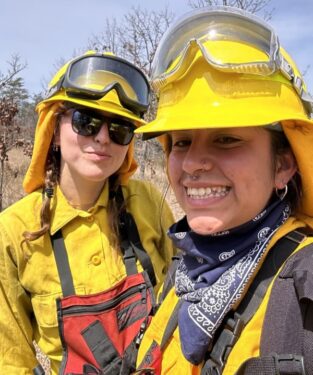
[182,144,214,175]
[94,123,111,144]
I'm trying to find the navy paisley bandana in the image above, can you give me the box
[167,198,291,365]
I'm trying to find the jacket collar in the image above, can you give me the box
[50,182,109,235]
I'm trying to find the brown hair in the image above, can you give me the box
[107,174,126,250]
[22,124,61,243]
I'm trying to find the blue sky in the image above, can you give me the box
[1,0,312,95]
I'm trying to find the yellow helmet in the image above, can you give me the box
[23,51,150,193]
[136,6,313,217]
[139,45,311,133]
[137,6,312,135]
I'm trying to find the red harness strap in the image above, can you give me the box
[52,229,156,375]
[57,272,154,374]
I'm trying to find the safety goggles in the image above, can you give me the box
[71,108,136,146]
[45,54,150,117]
[151,6,313,115]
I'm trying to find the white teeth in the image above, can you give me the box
[187,186,229,198]
[199,188,205,196]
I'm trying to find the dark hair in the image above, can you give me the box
[267,129,302,212]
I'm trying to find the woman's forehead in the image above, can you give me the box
[169,126,268,136]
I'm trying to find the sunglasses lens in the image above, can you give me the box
[71,109,135,145]
[109,121,135,146]
[72,110,102,136]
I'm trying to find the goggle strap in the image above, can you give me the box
[280,56,305,96]
[300,91,313,118]
[280,56,313,116]
[280,56,294,81]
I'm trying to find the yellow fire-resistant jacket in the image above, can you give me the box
[0,179,176,375]
[137,215,313,374]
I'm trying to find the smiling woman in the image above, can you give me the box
[135,6,313,375]
[0,51,176,375]
[167,127,297,235]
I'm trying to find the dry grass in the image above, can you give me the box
[2,148,30,209]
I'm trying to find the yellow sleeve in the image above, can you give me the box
[0,221,38,374]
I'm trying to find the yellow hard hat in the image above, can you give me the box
[136,6,313,217]
[137,6,312,135]
[138,45,311,133]
[23,51,150,193]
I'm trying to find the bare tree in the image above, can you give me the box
[188,0,274,20]
[119,6,174,76]
[0,54,27,94]
[89,18,121,57]
[88,6,174,77]
[87,6,174,180]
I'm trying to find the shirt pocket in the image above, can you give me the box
[31,286,86,328]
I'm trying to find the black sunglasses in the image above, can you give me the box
[71,109,136,146]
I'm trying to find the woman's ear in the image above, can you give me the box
[274,149,298,189]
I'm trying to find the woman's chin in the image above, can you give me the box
[187,215,226,235]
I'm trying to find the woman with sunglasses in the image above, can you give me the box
[0,51,176,374]
[135,6,313,375]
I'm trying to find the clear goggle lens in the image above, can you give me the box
[151,7,279,86]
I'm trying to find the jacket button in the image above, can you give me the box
[91,255,101,266]
[86,216,94,223]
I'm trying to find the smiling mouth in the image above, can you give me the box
[186,186,230,199]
